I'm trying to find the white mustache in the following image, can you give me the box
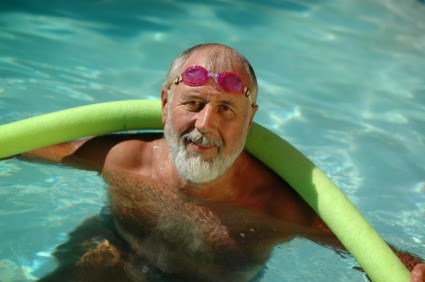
[182,131,223,148]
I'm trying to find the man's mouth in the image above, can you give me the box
[180,131,222,156]
[186,139,217,153]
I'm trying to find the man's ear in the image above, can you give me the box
[161,86,169,124]
[248,104,259,128]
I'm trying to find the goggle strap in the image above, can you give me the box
[243,87,250,97]
[173,76,182,85]
[244,87,253,105]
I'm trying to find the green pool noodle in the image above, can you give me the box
[0,99,410,282]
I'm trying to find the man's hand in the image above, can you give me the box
[411,263,425,282]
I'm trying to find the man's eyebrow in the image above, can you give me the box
[180,92,206,100]
[179,92,240,107]
[217,99,238,107]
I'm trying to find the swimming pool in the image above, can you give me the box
[0,0,424,281]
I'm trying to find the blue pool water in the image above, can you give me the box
[1,0,424,281]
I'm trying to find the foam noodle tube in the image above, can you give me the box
[0,100,410,281]
[0,100,163,158]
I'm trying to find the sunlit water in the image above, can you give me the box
[0,0,424,281]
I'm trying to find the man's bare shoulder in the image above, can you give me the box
[103,132,165,171]
[238,151,286,186]
[237,151,314,224]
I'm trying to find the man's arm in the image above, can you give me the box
[309,213,424,275]
[16,133,162,171]
[19,139,91,164]
[411,264,425,282]
[18,137,110,171]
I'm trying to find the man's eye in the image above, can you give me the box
[218,104,234,113]
[185,101,203,111]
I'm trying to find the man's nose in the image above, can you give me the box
[195,105,217,134]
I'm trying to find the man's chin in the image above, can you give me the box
[184,152,218,164]
[175,157,222,183]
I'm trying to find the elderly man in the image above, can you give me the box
[20,43,424,281]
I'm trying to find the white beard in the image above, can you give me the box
[164,121,245,184]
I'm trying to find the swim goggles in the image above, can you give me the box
[173,65,252,104]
